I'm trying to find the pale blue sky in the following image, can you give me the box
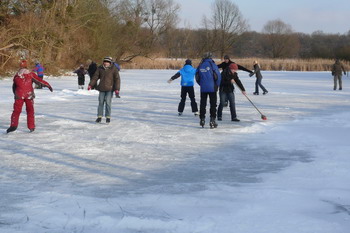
[177,0,350,34]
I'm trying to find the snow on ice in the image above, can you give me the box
[0,70,350,233]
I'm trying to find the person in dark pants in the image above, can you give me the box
[217,55,252,107]
[168,59,198,116]
[331,58,346,90]
[217,63,246,122]
[250,60,268,95]
[87,60,98,89]
[196,52,221,128]
[74,64,87,89]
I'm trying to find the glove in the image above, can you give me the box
[115,90,120,98]
[48,86,53,92]
[167,79,172,83]
[88,85,91,91]
[249,72,254,77]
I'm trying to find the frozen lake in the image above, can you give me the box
[1,70,350,233]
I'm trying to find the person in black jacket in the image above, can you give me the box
[217,55,253,75]
[217,55,252,107]
[87,60,98,89]
[250,60,268,95]
[217,63,246,122]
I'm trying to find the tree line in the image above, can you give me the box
[1,0,349,74]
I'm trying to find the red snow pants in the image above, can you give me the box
[10,99,35,129]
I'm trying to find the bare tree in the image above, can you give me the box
[203,0,248,58]
[262,19,300,58]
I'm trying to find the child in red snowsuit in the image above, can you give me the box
[7,60,53,133]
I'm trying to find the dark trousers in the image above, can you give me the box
[217,91,236,119]
[255,77,267,93]
[178,86,198,113]
[200,92,217,119]
[333,75,342,89]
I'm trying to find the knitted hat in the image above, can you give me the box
[185,59,192,65]
[103,56,113,63]
[224,55,230,60]
[20,60,28,68]
[229,63,238,70]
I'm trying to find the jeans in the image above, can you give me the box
[255,77,267,93]
[200,92,217,119]
[98,91,113,117]
[217,91,236,119]
[333,75,342,89]
[178,86,198,113]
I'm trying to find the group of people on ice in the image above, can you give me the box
[6,56,121,133]
[168,52,268,128]
[5,54,347,133]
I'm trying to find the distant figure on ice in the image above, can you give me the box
[33,61,45,89]
[113,62,121,98]
[249,60,268,95]
[7,60,53,133]
[196,52,221,128]
[87,60,98,89]
[88,56,120,124]
[168,59,198,116]
[331,58,346,90]
[217,63,246,122]
[73,64,87,89]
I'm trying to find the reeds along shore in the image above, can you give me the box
[121,57,350,72]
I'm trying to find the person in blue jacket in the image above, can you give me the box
[33,61,45,89]
[168,59,199,116]
[195,52,221,128]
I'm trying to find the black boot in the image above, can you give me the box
[95,117,102,123]
[209,117,218,129]
[6,126,17,133]
[200,118,205,128]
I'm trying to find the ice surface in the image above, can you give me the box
[0,70,349,233]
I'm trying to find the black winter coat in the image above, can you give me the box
[217,60,252,74]
[220,68,245,93]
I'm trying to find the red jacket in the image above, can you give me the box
[13,68,53,99]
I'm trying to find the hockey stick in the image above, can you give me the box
[234,83,267,120]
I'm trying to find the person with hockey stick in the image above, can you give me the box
[7,60,53,133]
[88,56,120,124]
[217,63,246,122]
[217,55,252,107]
[196,52,221,128]
[249,60,268,95]
[168,59,198,116]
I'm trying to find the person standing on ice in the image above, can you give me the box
[217,63,246,122]
[249,60,268,95]
[33,61,45,89]
[167,59,199,116]
[331,58,346,90]
[88,56,120,124]
[73,64,87,89]
[196,52,221,128]
[87,60,98,89]
[217,55,252,107]
[7,60,53,133]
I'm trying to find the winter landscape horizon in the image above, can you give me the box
[1,70,350,233]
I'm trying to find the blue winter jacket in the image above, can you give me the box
[171,64,196,86]
[196,59,221,92]
[33,63,44,77]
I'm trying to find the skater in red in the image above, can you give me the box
[7,60,53,133]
